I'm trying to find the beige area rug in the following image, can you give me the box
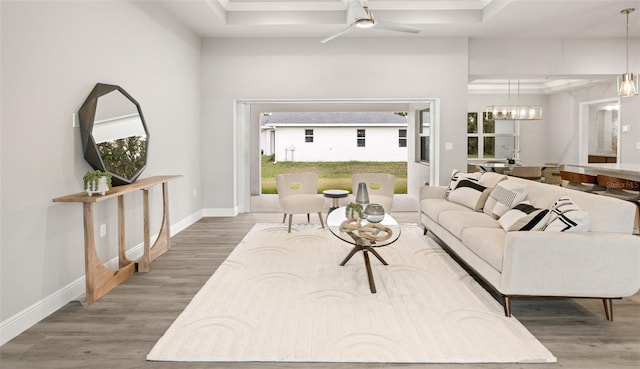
[147,223,556,363]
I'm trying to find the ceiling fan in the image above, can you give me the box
[321,0,422,43]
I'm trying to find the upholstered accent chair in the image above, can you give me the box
[276,173,325,233]
[351,173,396,212]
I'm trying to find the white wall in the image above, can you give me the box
[201,37,470,213]
[0,1,202,342]
[273,126,408,162]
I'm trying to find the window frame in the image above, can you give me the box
[304,129,314,143]
[467,112,516,159]
[356,129,366,147]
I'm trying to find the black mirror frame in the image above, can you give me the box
[78,83,149,186]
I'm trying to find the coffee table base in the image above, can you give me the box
[340,245,388,293]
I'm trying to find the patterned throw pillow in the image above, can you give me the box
[498,202,550,231]
[447,179,491,211]
[544,196,591,232]
[483,180,528,218]
[446,170,482,199]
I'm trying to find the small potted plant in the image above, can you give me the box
[83,170,112,196]
[345,202,364,220]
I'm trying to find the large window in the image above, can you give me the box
[467,112,515,159]
[304,129,314,143]
[357,129,366,147]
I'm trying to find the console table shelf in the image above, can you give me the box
[53,175,182,304]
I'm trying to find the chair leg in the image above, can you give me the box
[307,213,310,223]
[318,212,325,229]
[288,214,293,233]
[503,296,512,317]
[282,213,286,223]
[603,298,614,321]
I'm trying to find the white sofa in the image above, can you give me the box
[420,172,640,320]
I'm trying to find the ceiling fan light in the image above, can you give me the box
[355,18,375,29]
[618,72,639,97]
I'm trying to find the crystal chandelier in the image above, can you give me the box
[618,8,638,97]
[486,80,542,120]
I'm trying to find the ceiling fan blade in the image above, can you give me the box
[373,20,422,34]
[320,23,356,43]
[348,0,369,20]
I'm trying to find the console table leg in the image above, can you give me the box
[137,188,151,272]
[150,182,172,261]
[117,196,128,268]
[82,203,135,304]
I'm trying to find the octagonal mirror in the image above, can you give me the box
[78,83,149,186]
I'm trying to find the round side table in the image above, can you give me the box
[322,189,349,213]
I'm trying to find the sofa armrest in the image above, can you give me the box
[500,231,640,297]
[420,185,447,201]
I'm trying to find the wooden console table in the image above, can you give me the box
[53,175,182,304]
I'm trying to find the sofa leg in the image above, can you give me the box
[423,227,428,235]
[317,212,325,229]
[503,296,512,317]
[603,298,614,321]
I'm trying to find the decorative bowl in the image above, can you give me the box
[364,203,385,223]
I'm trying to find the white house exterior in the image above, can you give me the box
[261,112,408,162]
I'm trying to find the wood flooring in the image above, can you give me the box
[1,212,639,369]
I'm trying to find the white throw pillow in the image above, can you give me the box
[544,196,591,232]
[448,179,492,211]
[484,180,528,218]
[498,202,550,231]
[446,170,482,199]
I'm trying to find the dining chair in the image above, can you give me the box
[351,173,396,212]
[541,164,563,185]
[509,166,542,181]
[276,173,325,233]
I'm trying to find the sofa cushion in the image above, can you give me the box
[446,170,482,199]
[484,180,528,218]
[439,211,501,239]
[479,172,508,188]
[447,179,491,211]
[460,227,506,272]
[421,198,472,223]
[498,202,550,231]
[544,196,591,232]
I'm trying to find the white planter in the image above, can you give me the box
[85,176,109,196]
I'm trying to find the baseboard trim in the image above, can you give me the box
[203,207,238,217]
[0,209,204,346]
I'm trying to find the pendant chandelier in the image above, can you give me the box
[618,8,638,97]
[486,80,542,120]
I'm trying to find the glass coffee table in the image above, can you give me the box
[327,207,401,293]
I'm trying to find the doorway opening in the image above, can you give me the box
[234,99,438,214]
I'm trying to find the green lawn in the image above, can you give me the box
[261,156,407,194]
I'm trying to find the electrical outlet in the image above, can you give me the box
[193,188,197,197]
[445,142,453,150]
[636,142,640,150]
[100,224,106,237]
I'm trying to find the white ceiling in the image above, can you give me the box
[160,0,640,93]
[161,0,640,40]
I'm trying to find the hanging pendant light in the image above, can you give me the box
[486,80,542,120]
[618,8,638,97]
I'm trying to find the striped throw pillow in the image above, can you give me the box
[448,179,491,211]
[544,196,591,232]
[498,202,550,231]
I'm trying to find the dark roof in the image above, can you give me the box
[261,112,407,125]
